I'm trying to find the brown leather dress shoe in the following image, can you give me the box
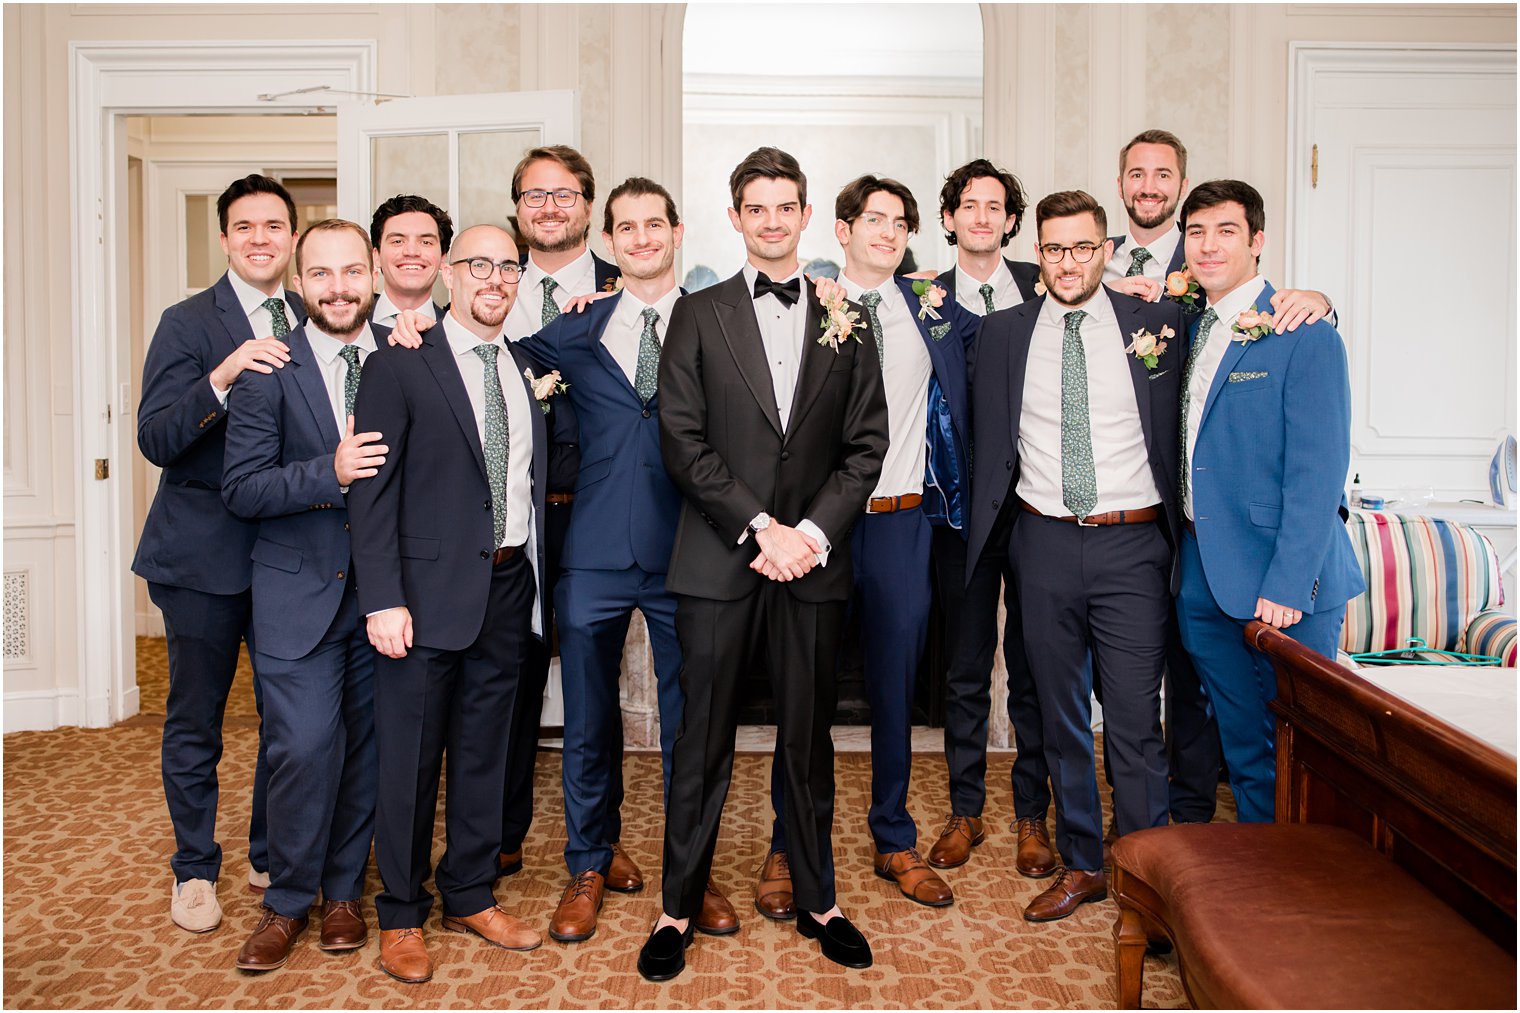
[606,842,644,893]
[1014,817,1058,879]
[441,903,542,951]
[694,877,739,935]
[1023,867,1108,922]
[549,870,605,943]
[498,847,524,878]
[379,927,432,983]
[319,899,367,951]
[755,848,795,920]
[235,905,309,971]
[928,814,986,869]
[873,848,954,907]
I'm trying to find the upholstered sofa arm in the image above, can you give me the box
[1465,610,1517,667]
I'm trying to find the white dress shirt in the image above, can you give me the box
[303,322,379,433]
[953,257,1025,316]
[372,290,436,330]
[505,248,596,341]
[604,286,680,387]
[213,270,298,403]
[1017,290,1162,516]
[1104,224,1182,283]
[1183,274,1268,520]
[841,274,930,499]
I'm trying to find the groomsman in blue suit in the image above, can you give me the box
[514,177,739,943]
[222,220,385,970]
[134,174,301,932]
[1174,179,1365,824]
[369,194,450,327]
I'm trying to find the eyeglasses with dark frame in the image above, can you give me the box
[450,257,524,283]
[519,188,584,209]
[1038,242,1102,264]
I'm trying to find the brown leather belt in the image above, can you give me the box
[546,493,576,505]
[492,543,526,566]
[1021,501,1161,527]
[866,493,923,514]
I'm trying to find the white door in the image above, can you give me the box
[1289,45,1516,501]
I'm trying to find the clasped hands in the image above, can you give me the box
[750,523,822,582]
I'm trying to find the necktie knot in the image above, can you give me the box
[1063,309,1088,332]
[471,342,500,366]
[753,273,801,307]
[1196,306,1219,339]
[1126,247,1154,277]
[338,345,361,368]
[978,282,996,316]
[859,289,882,309]
[641,306,660,327]
[262,297,291,338]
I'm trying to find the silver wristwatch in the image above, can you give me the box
[748,512,773,535]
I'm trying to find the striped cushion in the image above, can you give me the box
[1341,511,1506,658]
[1466,609,1518,667]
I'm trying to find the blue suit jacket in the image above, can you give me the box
[133,273,306,594]
[221,323,390,660]
[515,292,683,573]
[347,329,550,649]
[893,277,975,531]
[935,257,1042,307]
[1187,281,1364,618]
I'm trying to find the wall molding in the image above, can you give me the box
[4,689,81,733]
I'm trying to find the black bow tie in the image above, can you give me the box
[753,273,801,308]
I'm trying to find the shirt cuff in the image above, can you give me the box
[797,518,831,567]
[209,376,230,405]
[366,605,404,618]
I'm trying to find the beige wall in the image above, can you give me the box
[3,3,1513,727]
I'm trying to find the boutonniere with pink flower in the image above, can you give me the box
[911,279,946,321]
[523,367,569,412]
[1164,269,1202,309]
[1124,325,1173,370]
[1231,309,1274,344]
[1034,279,1047,297]
[817,287,863,353]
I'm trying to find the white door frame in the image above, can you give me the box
[69,40,374,727]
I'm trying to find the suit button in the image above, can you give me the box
[642,409,651,418]
[336,570,345,580]
[484,499,491,510]
[992,500,1000,509]
[343,522,350,531]
[1006,460,1013,470]
[480,549,490,559]
[781,451,791,461]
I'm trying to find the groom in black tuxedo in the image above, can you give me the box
[637,147,888,981]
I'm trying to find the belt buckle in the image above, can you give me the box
[1075,513,1098,528]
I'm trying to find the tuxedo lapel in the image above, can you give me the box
[420,337,488,481]
[712,272,784,438]
[286,327,342,451]
[784,285,833,442]
[1109,292,1156,457]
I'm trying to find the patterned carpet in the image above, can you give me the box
[2,640,1212,1008]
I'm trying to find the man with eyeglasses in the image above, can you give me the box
[965,190,1186,923]
[348,225,548,983]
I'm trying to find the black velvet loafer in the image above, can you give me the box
[636,923,695,982]
[796,911,872,969]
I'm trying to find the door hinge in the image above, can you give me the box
[94,459,109,480]
[1311,143,1319,189]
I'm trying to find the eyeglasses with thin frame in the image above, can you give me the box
[1038,242,1101,265]
[519,188,583,209]
[451,257,523,283]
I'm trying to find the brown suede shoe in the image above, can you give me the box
[1013,817,1057,879]
[319,899,367,951]
[927,814,986,869]
[498,847,524,878]
[549,870,605,943]
[235,905,309,971]
[873,848,954,907]
[379,927,432,983]
[1022,867,1108,922]
[694,877,739,935]
[440,904,542,951]
[606,842,644,893]
[755,848,795,920]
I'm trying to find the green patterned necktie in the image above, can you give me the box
[1178,307,1219,507]
[860,289,885,361]
[541,276,561,327]
[1060,309,1097,519]
[338,345,362,422]
[262,297,291,338]
[979,282,997,315]
[1126,247,1153,278]
[471,344,510,548]
[633,306,661,404]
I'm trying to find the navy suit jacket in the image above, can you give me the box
[221,323,390,660]
[966,289,1189,589]
[892,277,975,532]
[133,273,306,594]
[936,257,1042,308]
[347,328,549,649]
[1187,282,1364,618]
[516,292,684,573]
[1110,231,1188,276]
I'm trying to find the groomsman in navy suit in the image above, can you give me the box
[134,174,301,932]
[1174,179,1364,824]
[515,177,739,943]
[222,220,385,970]
[926,159,1056,878]
[369,194,450,327]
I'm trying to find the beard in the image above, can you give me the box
[469,286,512,328]
[523,210,592,255]
[1125,191,1179,230]
[1041,267,1104,307]
[308,290,374,337]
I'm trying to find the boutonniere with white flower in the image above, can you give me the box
[524,367,569,412]
[817,287,863,353]
[1165,269,1202,310]
[1124,325,1174,370]
[911,279,946,321]
[1231,309,1274,344]
[1034,278,1048,297]
[602,276,623,293]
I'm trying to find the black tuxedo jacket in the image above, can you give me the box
[658,270,889,603]
[965,289,1189,590]
[348,331,548,649]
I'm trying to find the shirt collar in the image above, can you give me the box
[226,269,284,317]
[442,309,506,356]
[839,272,895,305]
[612,284,681,331]
[305,321,379,366]
[522,247,594,291]
[1039,285,1110,329]
[1125,222,1182,267]
[1205,274,1268,331]
[373,289,435,322]
[742,262,805,290]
